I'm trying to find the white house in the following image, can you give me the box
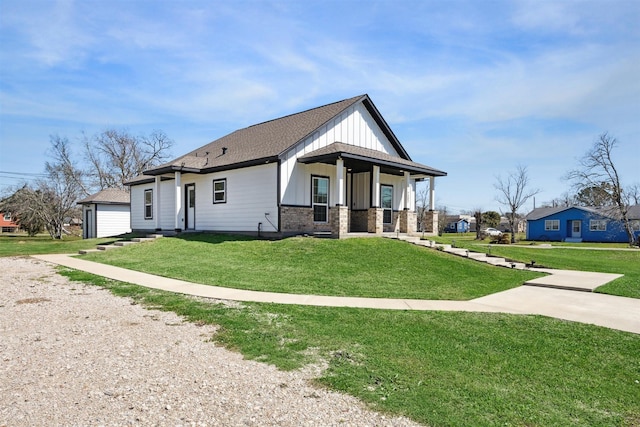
[126,94,446,237]
[77,188,131,238]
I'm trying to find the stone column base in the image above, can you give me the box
[331,206,349,238]
[368,208,383,234]
[422,210,438,235]
[399,210,417,234]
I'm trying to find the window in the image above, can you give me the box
[213,179,226,203]
[144,189,153,219]
[381,185,393,224]
[3,212,11,221]
[589,219,607,231]
[312,176,329,222]
[545,220,559,231]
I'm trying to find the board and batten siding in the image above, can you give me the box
[95,204,131,238]
[280,102,403,206]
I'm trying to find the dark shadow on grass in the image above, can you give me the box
[172,232,259,245]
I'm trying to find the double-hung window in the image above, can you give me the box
[144,189,153,219]
[545,220,559,231]
[213,179,226,204]
[589,219,607,231]
[381,185,393,224]
[312,176,329,223]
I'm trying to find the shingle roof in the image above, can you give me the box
[77,188,130,205]
[143,95,367,176]
[526,205,640,221]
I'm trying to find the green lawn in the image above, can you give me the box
[0,234,123,256]
[7,232,640,424]
[60,268,640,427]
[431,235,640,299]
[79,234,542,300]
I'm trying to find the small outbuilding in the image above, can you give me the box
[77,188,131,239]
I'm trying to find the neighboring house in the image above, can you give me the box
[0,211,19,233]
[77,188,131,238]
[443,216,470,233]
[126,94,447,237]
[498,217,526,234]
[525,205,640,243]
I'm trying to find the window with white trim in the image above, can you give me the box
[381,185,393,224]
[3,212,11,221]
[545,220,559,231]
[144,189,153,219]
[589,219,607,231]
[213,179,226,204]
[312,176,329,223]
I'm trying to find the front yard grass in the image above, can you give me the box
[0,234,122,256]
[80,234,542,300]
[442,241,640,299]
[60,268,640,427]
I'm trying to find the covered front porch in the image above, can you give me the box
[292,143,445,238]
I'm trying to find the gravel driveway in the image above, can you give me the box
[0,257,420,427]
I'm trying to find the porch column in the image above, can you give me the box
[399,171,416,234]
[372,165,380,207]
[154,176,161,231]
[404,171,411,210]
[368,165,383,234]
[174,171,182,232]
[429,176,436,211]
[336,157,345,206]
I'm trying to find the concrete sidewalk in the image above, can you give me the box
[33,254,640,334]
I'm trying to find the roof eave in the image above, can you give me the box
[198,156,279,174]
[299,151,447,177]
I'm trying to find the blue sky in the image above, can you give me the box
[1,0,638,214]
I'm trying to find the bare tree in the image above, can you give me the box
[1,138,86,239]
[567,132,636,245]
[494,165,540,243]
[542,192,577,208]
[473,208,483,240]
[436,205,449,236]
[83,129,173,190]
[627,183,640,205]
[415,183,430,233]
[50,135,90,196]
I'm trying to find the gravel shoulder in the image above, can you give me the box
[0,256,420,427]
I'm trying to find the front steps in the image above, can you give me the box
[79,234,164,255]
[388,235,529,270]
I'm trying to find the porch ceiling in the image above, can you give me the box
[297,142,447,177]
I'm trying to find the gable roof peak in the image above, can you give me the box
[246,94,367,130]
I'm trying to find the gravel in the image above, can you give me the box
[0,257,421,427]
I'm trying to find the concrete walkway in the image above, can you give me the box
[33,254,640,334]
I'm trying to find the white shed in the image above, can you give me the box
[77,188,131,238]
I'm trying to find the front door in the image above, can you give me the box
[572,220,581,238]
[85,208,94,239]
[185,184,196,230]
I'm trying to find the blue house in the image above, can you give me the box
[444,218,470,233]
[525,205,640,243]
